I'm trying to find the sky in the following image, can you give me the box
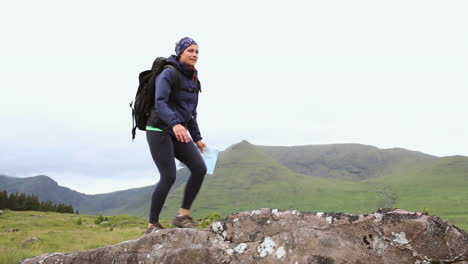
[1,0,467,194]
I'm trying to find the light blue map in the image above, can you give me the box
[201,146,219,175]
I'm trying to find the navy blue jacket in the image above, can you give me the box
[153,55,202,142]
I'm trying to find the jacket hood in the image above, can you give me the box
[166,55,180,66]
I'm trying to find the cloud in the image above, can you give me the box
[43,170,159,195]
[1,0,468,193]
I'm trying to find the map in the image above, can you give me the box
[201,146,219,175]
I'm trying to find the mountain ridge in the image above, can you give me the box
[254,142,436,181]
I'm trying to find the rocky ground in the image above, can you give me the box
[21,208,468,264]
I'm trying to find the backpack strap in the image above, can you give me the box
[164,65,184,92]
[197,79,201,93]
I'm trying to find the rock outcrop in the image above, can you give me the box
[21,208,468,264]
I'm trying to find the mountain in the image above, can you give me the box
[160,141,382,218]
[0,169,190,216]
[160,141,468,230]
[365,155,468,225]
[0,174,88,208]
[255,142,436,181]
[1,141,467,230]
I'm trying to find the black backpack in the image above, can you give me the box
[130,57,172,140]
[129,57,200,140]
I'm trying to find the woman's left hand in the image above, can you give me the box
[196,141,206,153]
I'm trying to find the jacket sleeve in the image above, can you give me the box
[187,111,202,142]
[155,68,180,128]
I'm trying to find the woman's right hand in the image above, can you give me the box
[172,124,190,143]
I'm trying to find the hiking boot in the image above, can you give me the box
[144,223,165,234]
[172,215,196,228]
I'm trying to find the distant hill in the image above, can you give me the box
[0,169,190,216]
[1,140,467,230]
[160,141,467,230]
[0,174,87,208]
[161,141,383,218]
[255,142,436,180]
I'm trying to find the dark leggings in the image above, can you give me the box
[146,131,207,224]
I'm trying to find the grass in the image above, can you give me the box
[0,209,222,264]
[0,210,164,264]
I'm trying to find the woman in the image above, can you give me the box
[145,37,207,233]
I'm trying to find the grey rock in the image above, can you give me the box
[21,237,38,247]
[0,210,3,215]
[20,208,468,264]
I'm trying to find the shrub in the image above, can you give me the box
[75,217,83,225]
[94,214,109,224]
[196,211,222,229]
[422,207,430,215]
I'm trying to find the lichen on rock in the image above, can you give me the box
[20,208,468,264]
[257,236,276,257]
[391,231,409,245]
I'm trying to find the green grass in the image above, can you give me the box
[0,209,223,264]
[0,210,167,264]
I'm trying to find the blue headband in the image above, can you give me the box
[175,37,198,56]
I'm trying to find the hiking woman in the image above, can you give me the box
[145,37,207,233]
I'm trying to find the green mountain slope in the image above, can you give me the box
[255,143,436,181]
[2,141,466,230]
[160,141,382,218]
[365,155,468,228]
[160,141,467,230]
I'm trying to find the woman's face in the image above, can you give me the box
[179,44,199,67]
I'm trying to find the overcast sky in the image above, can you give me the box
[1,0,467,194]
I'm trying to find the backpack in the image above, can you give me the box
[129,57,200,140]
[130,57,172,140]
